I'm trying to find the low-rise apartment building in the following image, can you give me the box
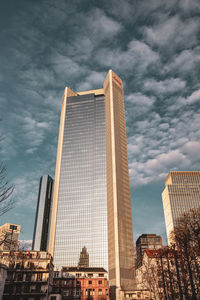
[0,250,53,300]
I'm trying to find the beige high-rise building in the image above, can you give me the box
[162,171,200,244]
[49,70,135,297]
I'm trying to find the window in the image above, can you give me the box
[24,285,29,293]
[17,273,23,281]
[26,273,32,281]
[16,285,21,293]
[4,285,10,293]
[37,273,42,281]
[10,225,17,230]
[54,271,59,278]
[98,273,104,277]
[98,289,102,295]
[98,280,102,285]
[88,280,92,285]
[88,289,93,296]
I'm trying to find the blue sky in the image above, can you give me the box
[0,0,200,246]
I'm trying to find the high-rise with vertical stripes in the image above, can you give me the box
[49,70,135,297]
[162,171,200,244]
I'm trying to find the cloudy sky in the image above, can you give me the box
[0,0,200,245]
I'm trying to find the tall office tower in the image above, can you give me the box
[32,175,53,251]
[162,171,200,244]
[78,246,89,267]
[49,70,135,295]
[136,234,162,268]
[0,223,20,251]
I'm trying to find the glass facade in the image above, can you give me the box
[53,93,108,270]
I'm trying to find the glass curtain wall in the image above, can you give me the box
[53,93,108,270]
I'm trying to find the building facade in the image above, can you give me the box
[124,290,150,300]
[49,70,135,294]
[136,234,162,268]
[0,250,53,300]
[0,223,20,251]
[51,272,81,300]
[61,267,109,300]
[162,171,200,244]
[32,175,54,251]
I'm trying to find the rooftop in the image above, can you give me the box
[62,266,107,273]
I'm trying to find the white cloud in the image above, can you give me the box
[164,48,200,74]
[127,93,155,106]
[159,123,169,131]
[21,116,53,149]
[178,0,200,13]
[187,89,200,104]
[77,71,106,91]
[20,67,56,90]
[127,103,200,187]
[127,144,141,156]
[182,141,200,158]
[85,8,122,39]
[26,147,38,154]
[144,15,199,49]
[144,78,186,94]
[37,122,49,129]
[65,37,94,62]
[51,54,84,80]
[22,118,45,148]
[14,176,39,209]
[126,93,155,117]
[135,113,161,133]
[167,97,187,111]
[96,40,159,73]
[170,137,189,149]
[129,149,190,186]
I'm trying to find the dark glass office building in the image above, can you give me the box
[32,175,53,251]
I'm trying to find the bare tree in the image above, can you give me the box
[0,230,18,251]
[0,120,14,216]
[170,208,200,299]
[0,163,14,216]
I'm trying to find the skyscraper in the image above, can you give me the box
[49,70,135,294]
[78,246,89,268]
[162,171,200,244]
[32,175,53,251]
